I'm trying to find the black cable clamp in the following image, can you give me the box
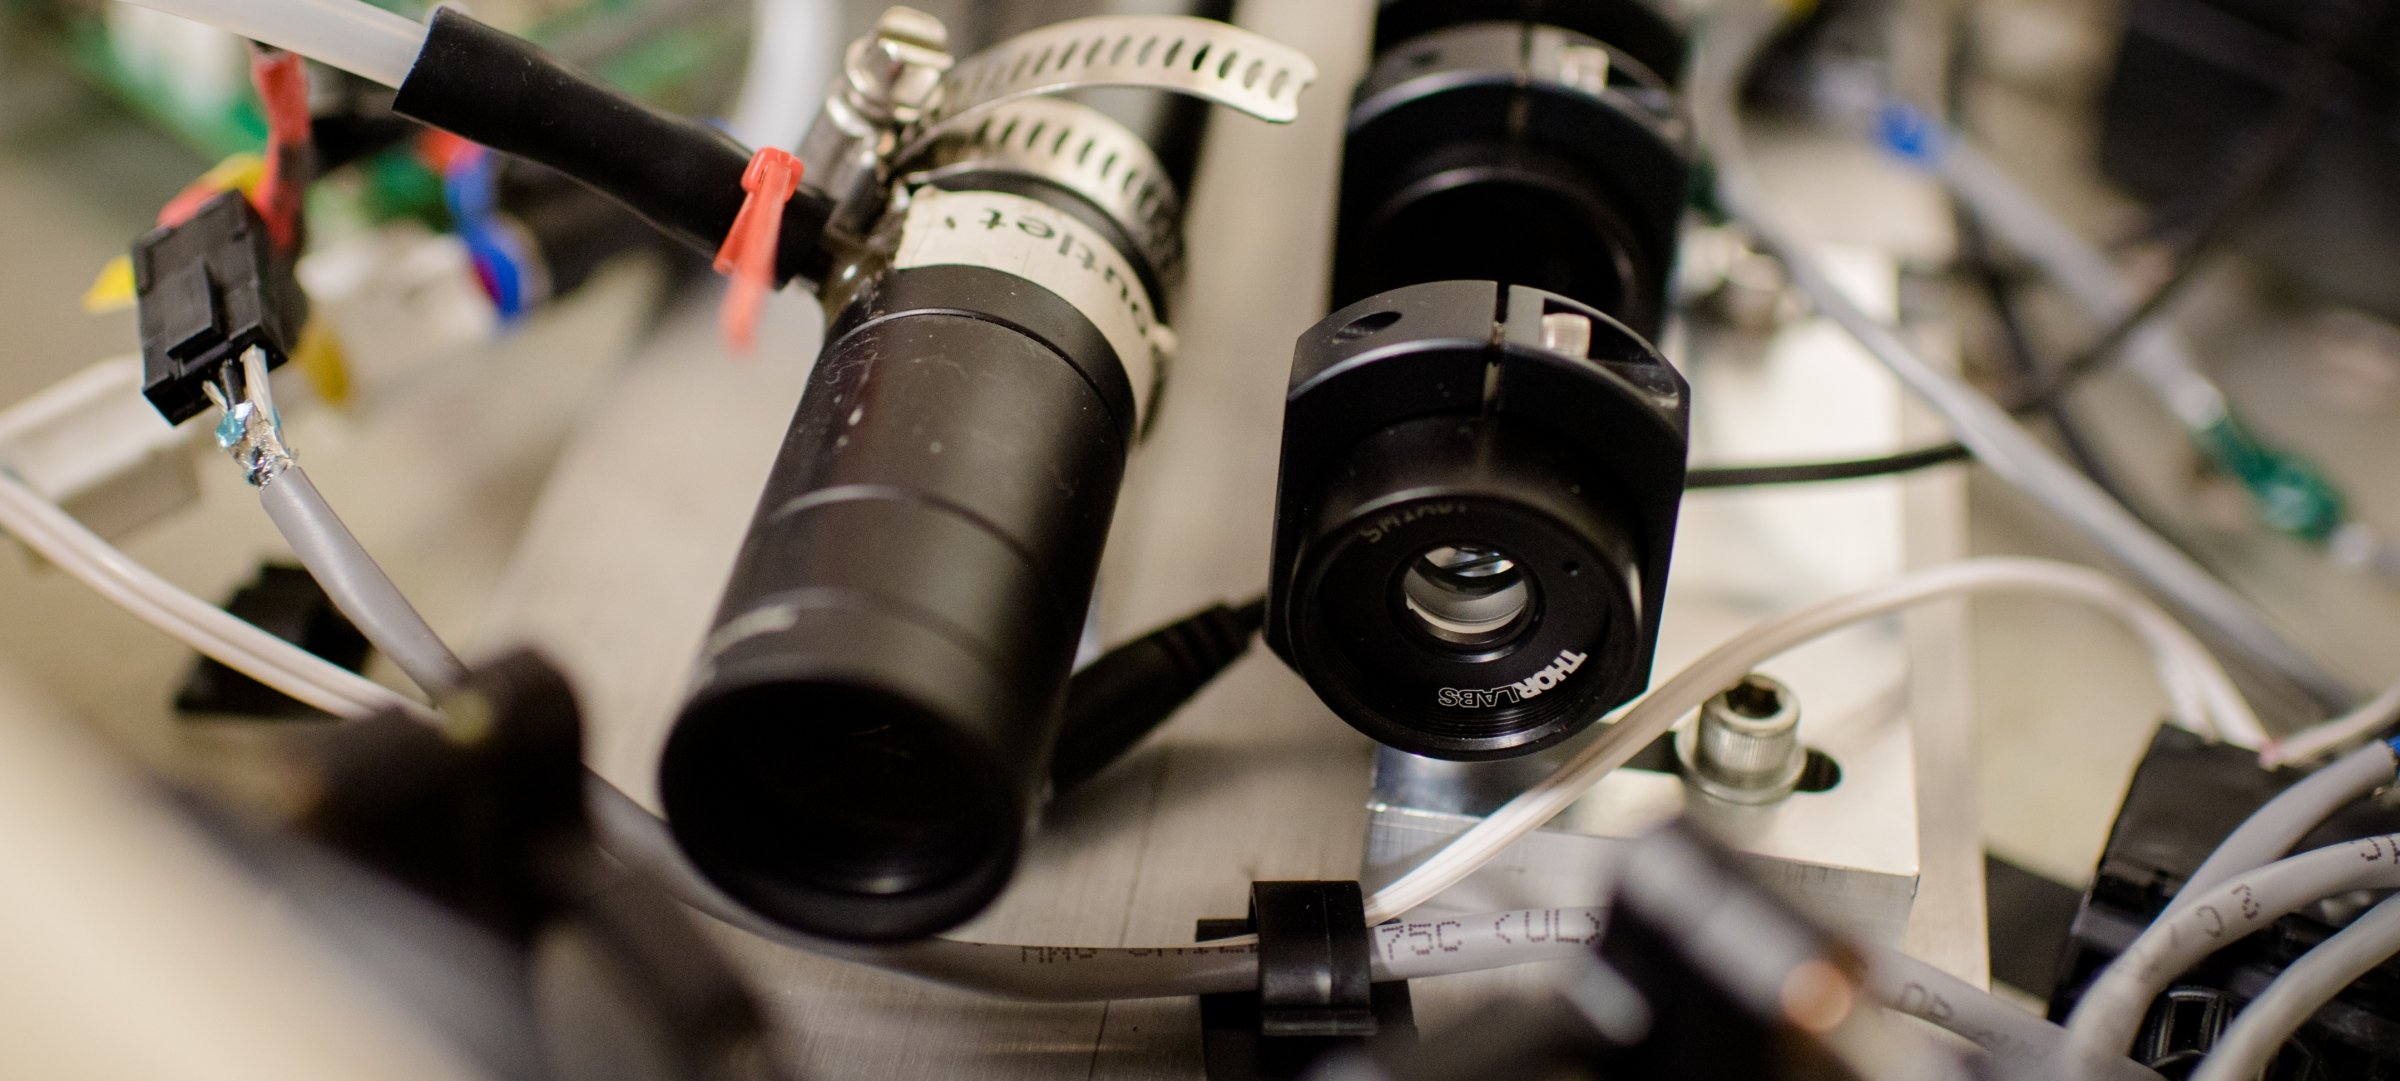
[1196,880,1415,1081]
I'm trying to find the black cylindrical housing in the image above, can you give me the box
[1266,2,1693,760]
[1267,281,1687,759]
[661,201,1143,939]
[1333,16,1688,337]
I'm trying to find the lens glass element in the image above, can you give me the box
[1400,544,1533,648]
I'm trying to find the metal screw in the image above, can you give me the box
[1680,673,1805,805]
[843,6,953,125]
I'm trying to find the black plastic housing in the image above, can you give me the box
[132,191,306,424]
[2050,726,2400,1077]
[1266,281,1687,760]
[661,214,1140,940]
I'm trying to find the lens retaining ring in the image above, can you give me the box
[1292,485,1641,759]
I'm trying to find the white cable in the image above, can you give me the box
[1894,112,2400,771]
[1692,1,2352,710]
[0,469,433,723]
[1361,557,2265,925]
[2264,677,2400,768]
[2186,892,2400,1081]
[2173,740,2399,913]
[723,0,836,151]
[2061,834,2400,1077]
[586,776,1589,1001]
[112,0,426,88]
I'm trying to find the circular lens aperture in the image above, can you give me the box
[1400,544,1534,647]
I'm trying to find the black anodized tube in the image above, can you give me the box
[660,199,1143,941]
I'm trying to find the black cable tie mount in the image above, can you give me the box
[1195,880,1415,1081]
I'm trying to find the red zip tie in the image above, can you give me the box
[713,147,803,353]
[249,46,311,252]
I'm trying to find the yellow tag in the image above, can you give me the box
[293,318,352,408]
[83,256,136,313]
[203,153,269,200]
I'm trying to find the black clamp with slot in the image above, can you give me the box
[1196,880,1415,1081]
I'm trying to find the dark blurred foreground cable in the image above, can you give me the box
[1048,597,1266,793]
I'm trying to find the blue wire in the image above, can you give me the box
[443,149,530,323]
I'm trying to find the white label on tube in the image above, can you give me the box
[892,188,1162,429]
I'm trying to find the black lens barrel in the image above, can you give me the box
[662,215,1139,941]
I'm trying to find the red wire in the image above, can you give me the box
[713,147,803,352]
[248,47,311,251]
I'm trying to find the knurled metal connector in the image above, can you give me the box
[1678,673,1806,805]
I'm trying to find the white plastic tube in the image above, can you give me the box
[112,0,426,87]
[1361,557,2265,925]
[723,0,837,151]
[2062,834,2400,1076]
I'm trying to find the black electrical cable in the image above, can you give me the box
[1689,0,2370,492]
[1047,596,1265,793]
[389,7,832,284]
[1685,444,1970,489]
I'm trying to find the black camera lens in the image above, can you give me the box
[1267,282,1684,761]
[1399,545,1535,649]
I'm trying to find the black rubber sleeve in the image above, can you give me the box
[392,7,830,284]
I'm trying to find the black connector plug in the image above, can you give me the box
[1049,597,1266,793]
[132,190,307,424]
[391,8,832,285]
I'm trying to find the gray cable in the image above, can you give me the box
[2173,741,2398,913]
[1867,948,2163,1081]
[258,463,470,696]
[583,778,1596,1000]
[2062,833,2400,1076]
[2187,892,2400,1081]
[1691,3,2353,709]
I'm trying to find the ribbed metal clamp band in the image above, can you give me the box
[905,96,1185,288]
